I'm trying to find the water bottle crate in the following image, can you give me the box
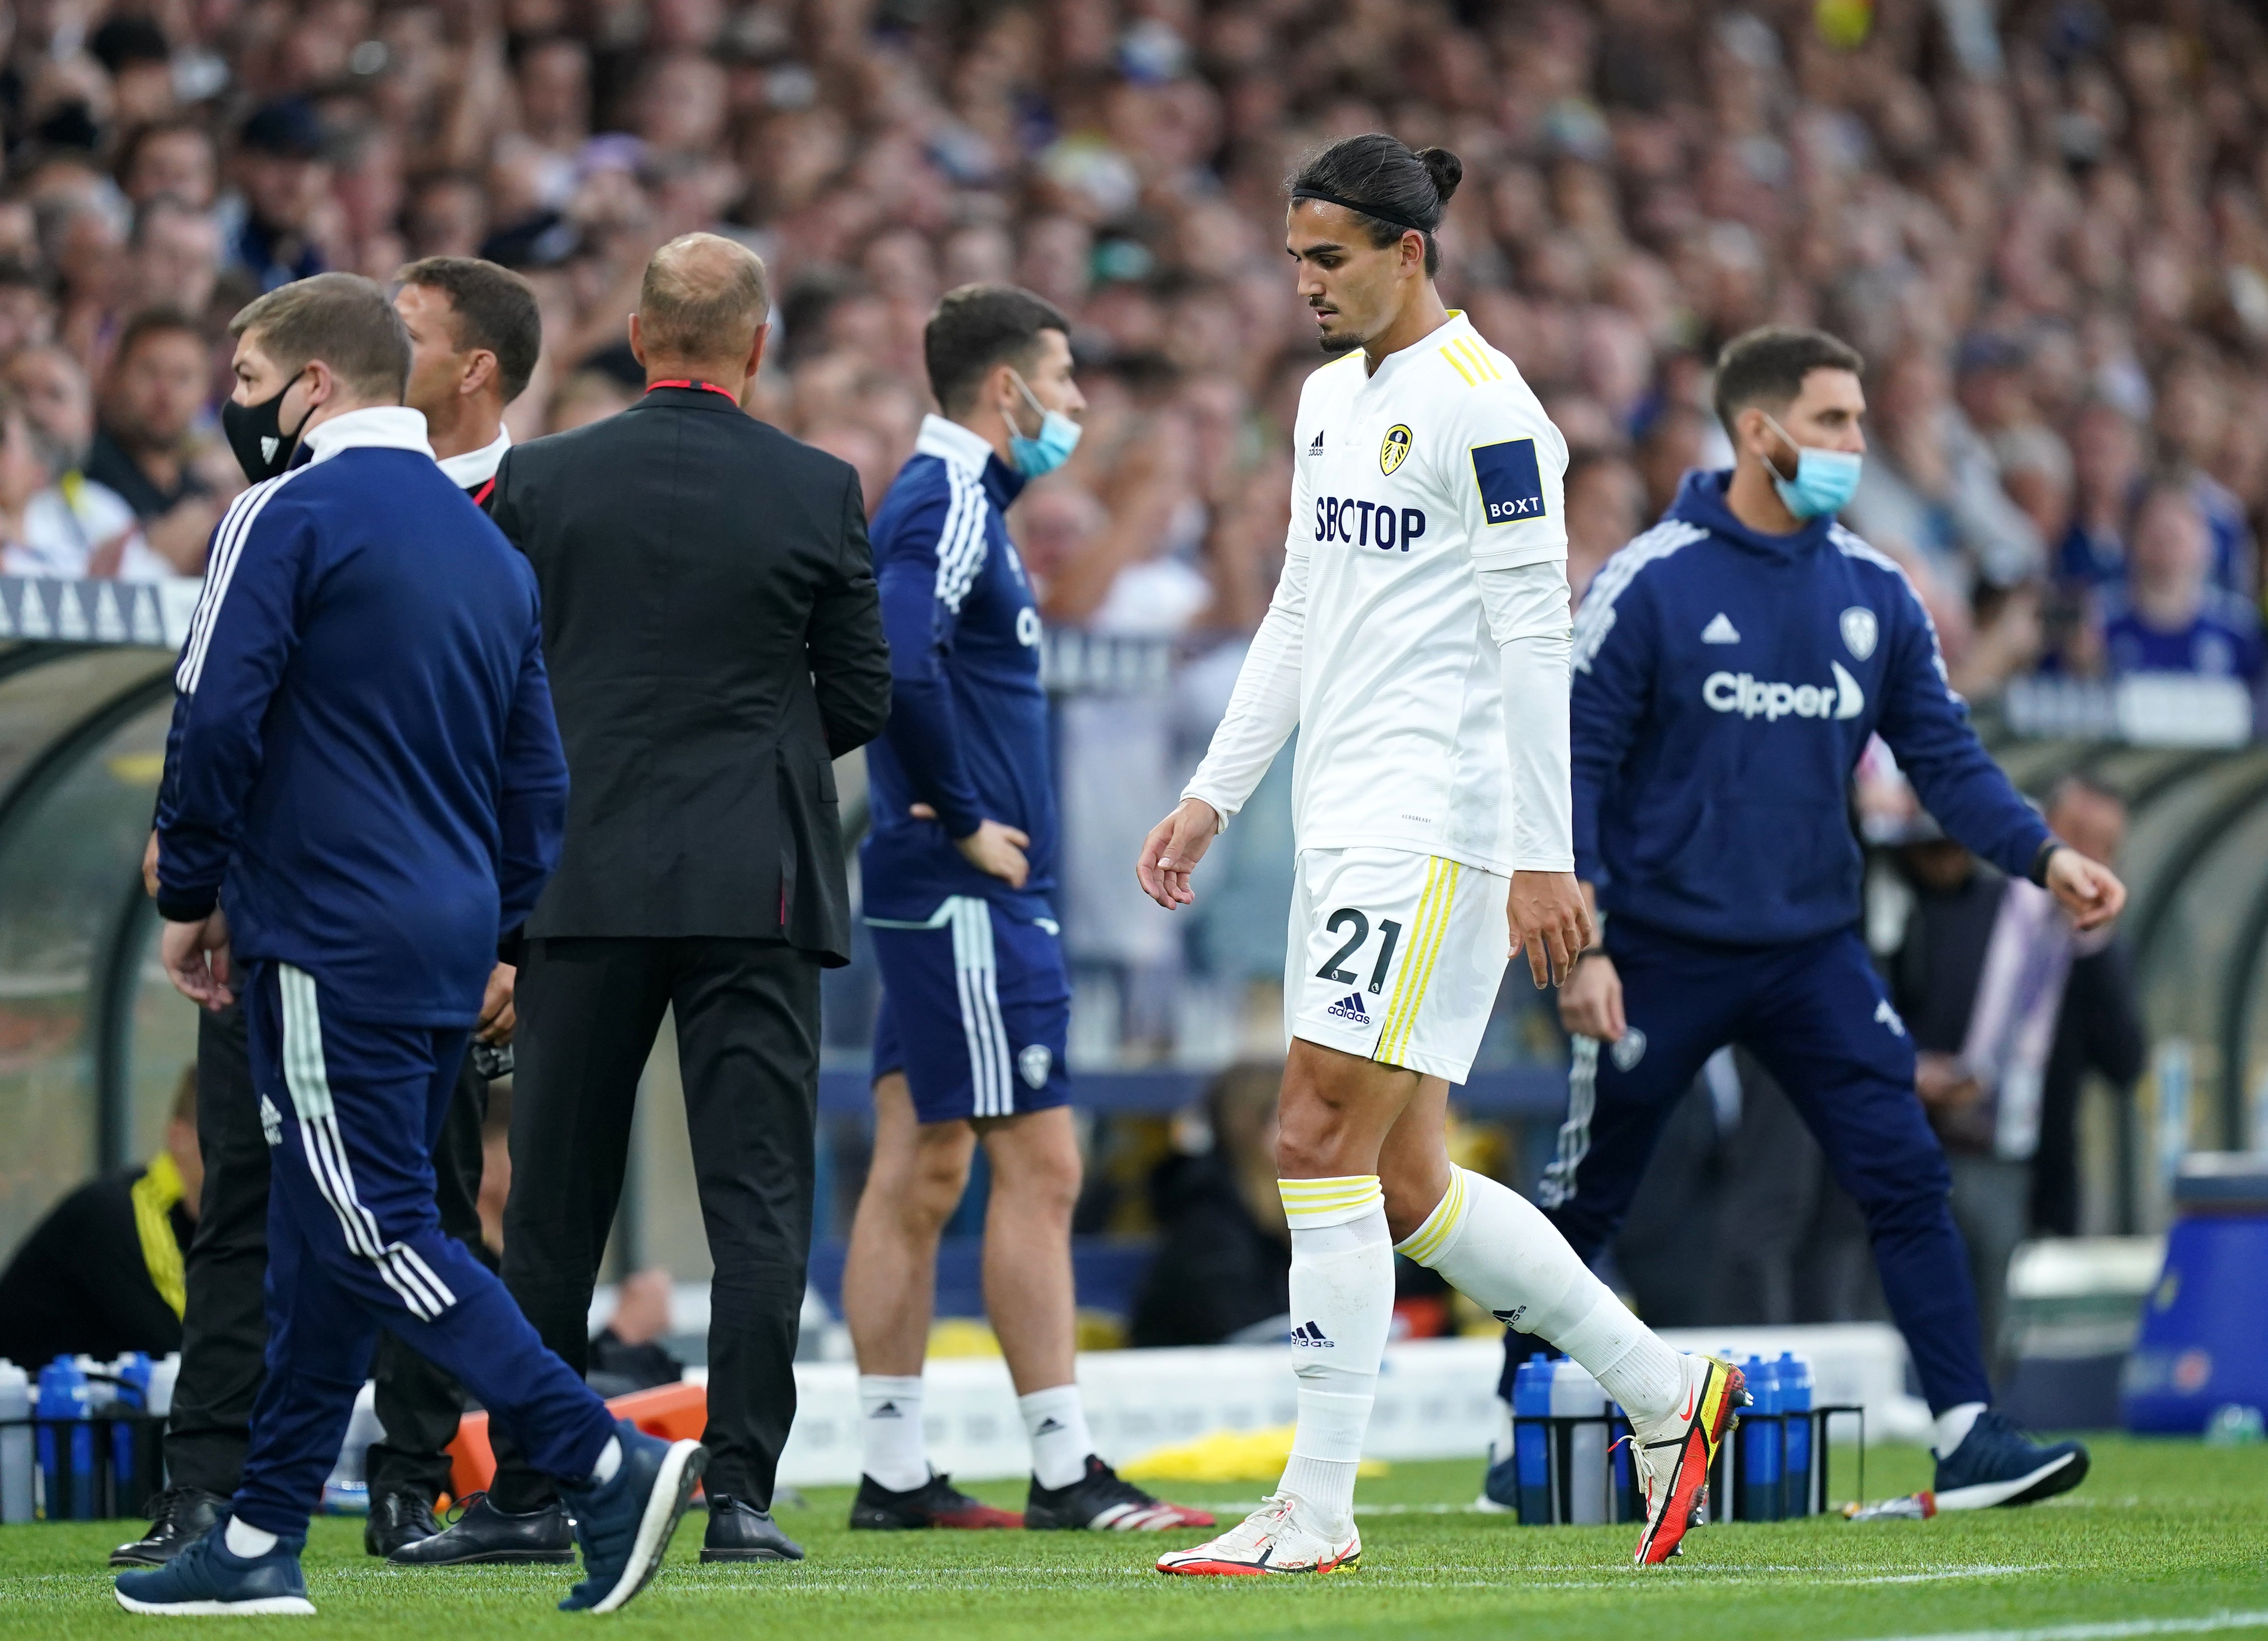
[0,1413,168,1522]
[1508,1404,1865,1526]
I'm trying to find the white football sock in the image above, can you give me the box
[858,1373,930,1492]
[1397,1166,1683,1421]
[1277,1176,1393,1523]
[224,1517,278,1558]
[1018,1383,1095,1490]
[1934,1401,1986,1457]
[588,1433,622,1485]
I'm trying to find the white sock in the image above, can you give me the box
[1934,1401,1986,1457]
[224,1516,278,1558]
[858,1373,930,1492]
[588,1433,622,1485]
[1277,1176,1393,1524]
[1397,1166,1683,1421]
[1018,1383,1095,1490]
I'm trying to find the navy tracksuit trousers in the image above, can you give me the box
[1521,916,1991,1415]
[231,960,617,1536]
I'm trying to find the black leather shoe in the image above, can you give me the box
[110,1487,229,1568]
[700,1494,805,1562]
[365,1490,444,1557]
[386,1492,577,1565]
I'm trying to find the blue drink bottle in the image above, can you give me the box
[1777,1352,1814,1516]
[1738,1354,1781,1522]
[1512,1353,1553,1523]
[35,1357,92,1520]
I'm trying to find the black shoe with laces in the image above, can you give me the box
[385,1491,577,1565]
[365,1490,444,1557]
[109,1486,229,1568]
[700,1494,806,1561]
[1022,1456,1216,1532]
[848,1472,1024,1530]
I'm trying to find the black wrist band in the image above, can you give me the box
[2028,839,2063,888]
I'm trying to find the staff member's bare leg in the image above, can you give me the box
[843,1078,1211,1531]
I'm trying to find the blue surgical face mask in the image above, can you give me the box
[1004,371,1081,476]
[1763,414,1862,519]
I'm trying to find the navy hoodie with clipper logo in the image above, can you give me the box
[1570,468,2049,949]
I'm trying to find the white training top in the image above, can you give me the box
[1183,310,1575,875]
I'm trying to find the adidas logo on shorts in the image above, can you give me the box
[1290,1321,1335,1348]
[1326,991,1371,1026]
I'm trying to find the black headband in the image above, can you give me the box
[1290,186,1432,235]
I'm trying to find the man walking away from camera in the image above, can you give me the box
[438,232,888,1569]
[117,273,704,1619]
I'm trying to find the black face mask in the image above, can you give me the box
[221,375,313,482]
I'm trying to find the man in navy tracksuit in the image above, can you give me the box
[840,285,1208,1535]
[117,274,701,1617]
[1508,328,2125,1512]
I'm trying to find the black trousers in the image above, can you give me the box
[488,937,819,1511]
[164,1005,493,1502]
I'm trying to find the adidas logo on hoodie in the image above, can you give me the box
[1290,1321,1335,1348]
[1325,991,1371,1027]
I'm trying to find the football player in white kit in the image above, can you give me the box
[1138,134,1741,1573]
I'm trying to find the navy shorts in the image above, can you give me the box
[869,896,1070,1124]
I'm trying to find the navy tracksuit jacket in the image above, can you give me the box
[1527,470,2053,1414]
[154,408,614,1534]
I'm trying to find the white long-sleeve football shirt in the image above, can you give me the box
[1183,310,1575,874]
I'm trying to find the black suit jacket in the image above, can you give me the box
[490,386,889,962]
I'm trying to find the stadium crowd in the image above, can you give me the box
[0,0,2264,691]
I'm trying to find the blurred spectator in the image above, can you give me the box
[2058,401,2145,592]
[1889,775,2145,1375]
[585,1269,687,1396]
[86,309,227,573]
[0,1067,199,1368]
[1565,450,1647,607]
[2100,480,2265,681]
[0,349,162,580]
[1130,1062,1290,1348]
[118,120,219,212]
[228,100,329,292]
[125,198,224,322]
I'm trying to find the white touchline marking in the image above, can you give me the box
[1856,1612,2268,1641]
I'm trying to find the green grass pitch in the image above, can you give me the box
[3,1438,2264,1640]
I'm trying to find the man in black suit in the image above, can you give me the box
[411,232,889,1567]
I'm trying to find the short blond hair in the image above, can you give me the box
[637,232,769,362]
[229,273,410,400]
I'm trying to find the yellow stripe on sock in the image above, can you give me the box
[1373,858,1446,1061]
[1380,860,1460,1064]
[1279,1176,1384,1227]
[1395,1167,1468,1265]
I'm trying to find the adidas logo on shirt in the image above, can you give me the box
[1307,429,1325,455]
[1701,612,1741,643]
[1291,1321,1335,1348]
[1325,992,1371,1026]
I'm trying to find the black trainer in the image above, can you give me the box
[1022,1456,1215,1531]
[700,1494,805,1561]
[365,1490,443,1557]
[109,1487,229,1568]
[848,1472,1023,1530]
[385,1492,577,1565]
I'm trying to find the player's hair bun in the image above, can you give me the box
[1416,147,1463,208]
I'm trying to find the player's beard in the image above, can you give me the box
[1318,329,1363,355]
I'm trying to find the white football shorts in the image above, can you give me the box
[1284,847,1509,1082]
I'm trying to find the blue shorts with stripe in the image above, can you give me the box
[230,959,614,1536]
[869,896,1070,1124]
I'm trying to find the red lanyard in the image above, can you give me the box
[645,379,739,403]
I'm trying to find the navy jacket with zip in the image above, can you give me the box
[1571,468,2049,948]
[154,407,567,1025]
